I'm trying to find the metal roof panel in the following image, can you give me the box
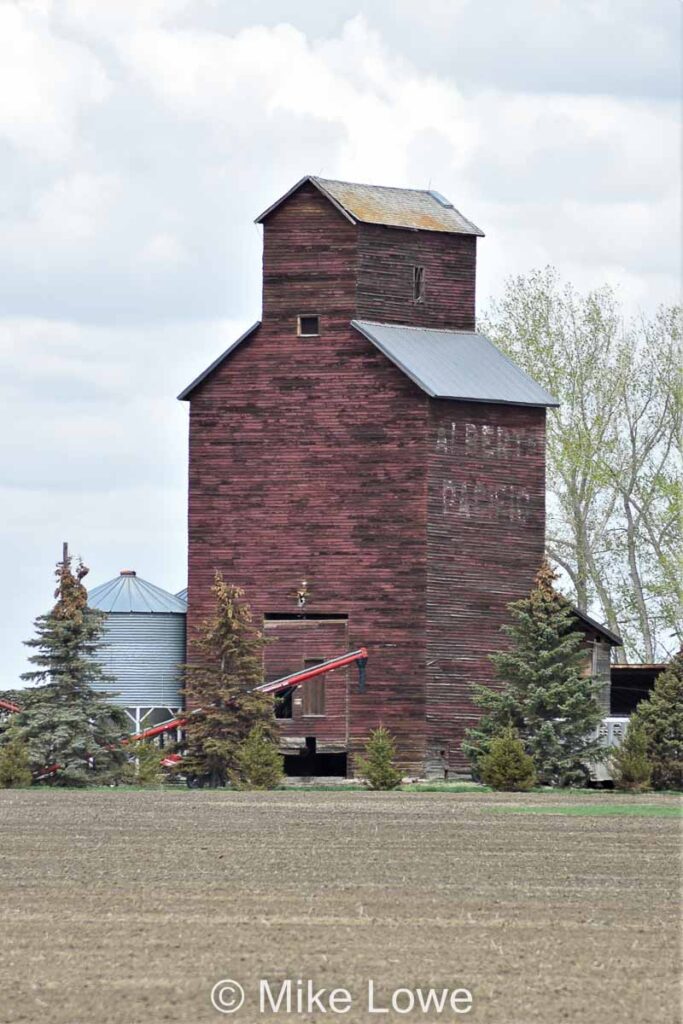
[88,573,188,614]
[351,320,559,408]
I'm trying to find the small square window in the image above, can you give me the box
[298,315,319,336]
[413,266,425,303]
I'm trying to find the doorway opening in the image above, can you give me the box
[283,737,348,777]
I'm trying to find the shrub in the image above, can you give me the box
[611,723,652,792]
[629,653,683,791]
[235,724,284,790]
[0,736,32,789]
[478,727,536,791]
[356,727,403,790]
[125,742,165,787]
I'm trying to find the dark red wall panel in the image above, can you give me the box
[426,402,547,772]
[185,179,548,776]
[356,224,476,329]
[187,183,430,773]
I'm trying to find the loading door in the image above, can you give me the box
[263,616,350,755]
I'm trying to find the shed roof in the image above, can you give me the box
[571,607,623,646]
[88,571,188,614]
[351,320,559,407]
[255,176,484,236]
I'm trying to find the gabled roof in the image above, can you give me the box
[178,322,260,401]
[88,572,187,614]
[351,320,559,408]
[255,176,484,236]
[178,318,559,407]
[572,607,623,646]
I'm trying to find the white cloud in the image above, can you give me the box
[0,2,110,159]
[135,232,190,269]
[0,1,679,687]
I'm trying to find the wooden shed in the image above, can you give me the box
[180,176,563,776]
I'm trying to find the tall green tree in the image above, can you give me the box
[482,269,681,660]
[629,651,683,791]
[179,575,277,788]
[463,562,605,786]
[0,553,128,786]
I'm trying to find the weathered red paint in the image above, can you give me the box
[185,179,546,775]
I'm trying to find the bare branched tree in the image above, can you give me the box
[482,268,681,660]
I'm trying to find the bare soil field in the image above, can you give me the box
[0,789,680,1024]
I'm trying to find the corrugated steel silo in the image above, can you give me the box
[88,570,187,733]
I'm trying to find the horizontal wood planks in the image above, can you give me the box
[356,224,476,329]
[426,401,547,772]
[185,178,549,776]
[187,183,430,773]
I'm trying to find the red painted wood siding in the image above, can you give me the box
[426,401,547,773]
[186,178,548,776]
[187,183,430,773]
[356,224,476,329]
[262,181,358,334]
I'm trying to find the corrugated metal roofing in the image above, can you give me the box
[88,572,188,614]
[351,320,559,408]
[255,176,484,236]
[175,587,188,602]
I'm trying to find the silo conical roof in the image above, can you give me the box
[88,571,187,614]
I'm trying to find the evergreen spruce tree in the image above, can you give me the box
[478,727,537,791]
[463,561,605,786]
[629,652,683,790]
[356,727,403,790]
[0,553,128,786]
[611,722,652,792]
[0,735,32,788]
[179,575,277,788]
[235,724,284,790]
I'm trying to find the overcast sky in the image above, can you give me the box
[1,0,680,688]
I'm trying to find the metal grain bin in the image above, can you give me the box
[88,570,187,733]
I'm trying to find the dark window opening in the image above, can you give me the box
[274,687,293,719]
[413,265,425,303]
[610,666,663,716]
[298,315,319,336]
[302,659,326,716]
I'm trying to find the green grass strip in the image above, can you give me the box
[490,803,682,818]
